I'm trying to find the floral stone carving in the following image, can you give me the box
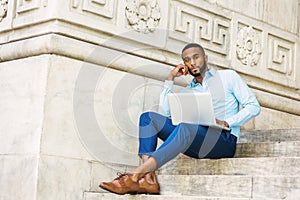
[0,0,8,22]
[125,0,161,33]
[236,26,262,66]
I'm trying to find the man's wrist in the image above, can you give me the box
[167,73,175,81]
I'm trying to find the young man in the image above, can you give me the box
[99,43,261,195]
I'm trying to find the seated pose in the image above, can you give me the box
[99,43,261,195]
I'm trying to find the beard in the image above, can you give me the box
[188,61,207,77]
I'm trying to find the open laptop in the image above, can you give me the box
[167,93,230,131]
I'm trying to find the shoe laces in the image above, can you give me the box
[114,172,128,180]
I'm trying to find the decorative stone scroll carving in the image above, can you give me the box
[236,26,262,66]
[125,0,161,33]
[0,0,8,22]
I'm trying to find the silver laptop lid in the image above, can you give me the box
[167,93,215,126]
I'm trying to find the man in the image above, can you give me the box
[99,43,261,195]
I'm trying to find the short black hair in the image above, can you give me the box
[181,43,205,56]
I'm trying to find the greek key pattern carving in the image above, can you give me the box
[82,0,115,19]
[170,3,230,55]
[268,34,294,76]
[16,0,41,14]
[236,26,262,67]
[0,0,8,22]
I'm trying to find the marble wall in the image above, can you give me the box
[0,0,299,200]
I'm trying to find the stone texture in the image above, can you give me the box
[0,155,39,200]
[41,55,95,161]
[93,67,144,165]
[214,0,264,20]
[252,176,300,199]
[143,78,164,112]
[235,141,300,158]
[253,107,300,130]
[41,55,142,165]
[214,0,299,34]
[0,55,48,154]
[158,175,300,199]
[263,0,299,33]
[158,157,300,176]
[84,192,251,200]
[36,155,91,200]
[158,175,252,198]
[239,129,300,143]
[0,0,299,200]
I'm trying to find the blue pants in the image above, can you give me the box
[138,112,236,169]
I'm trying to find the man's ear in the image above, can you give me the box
[204,55,208,62]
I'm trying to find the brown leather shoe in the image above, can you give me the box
[99,173,139,195]
[137,172,160,195]
[138,178,160,194]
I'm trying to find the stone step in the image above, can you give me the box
[235,141,300,157]
[84,192,251,200]
[87,129,300,200]
[85,175,300,199]
[239,128,300,143]
[158,157,300,176]
[158,175,300,199]
[91,157,300,195]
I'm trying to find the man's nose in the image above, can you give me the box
[190,58,195,66]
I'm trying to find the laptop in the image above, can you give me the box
[167,93,230,131]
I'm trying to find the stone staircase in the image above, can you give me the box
[84,129,300,199]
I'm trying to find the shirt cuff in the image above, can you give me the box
[226,118,235,128]
[164,80,174,90]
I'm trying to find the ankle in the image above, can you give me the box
[130,173,142,182]
[144,172,156,184]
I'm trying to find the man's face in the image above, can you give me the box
[182,47,208,77]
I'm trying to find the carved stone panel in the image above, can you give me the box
[267,34,295,79]
[16,0,41,14]
[71,0,116,25]
[82,0,115,19]
[232,13,299,88]
[169,1,230,56]
[0,0,8,22]
[236,26,262,67]
[125,0,161,33]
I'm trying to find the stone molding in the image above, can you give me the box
[0,0,299,88]
[1,33,300,115]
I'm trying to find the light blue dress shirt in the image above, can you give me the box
[158,68,261,138]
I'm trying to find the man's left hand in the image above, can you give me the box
[216,119,229,128]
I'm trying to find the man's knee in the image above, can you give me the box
[140,111,153,124]
[139,111,160,126]
[140,111,164,121]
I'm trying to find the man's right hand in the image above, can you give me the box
[167,64,188,81]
